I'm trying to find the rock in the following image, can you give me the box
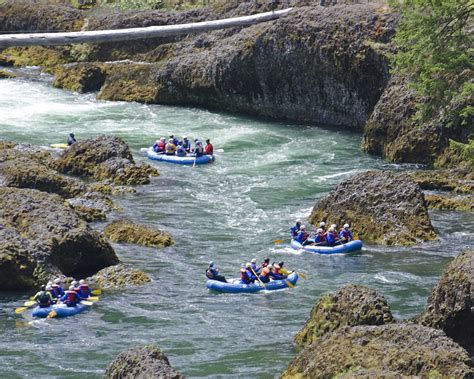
[409,169,474,194]
[52,62,107,93]
[294,284,394,348]
[362,74,473,166]
[104,345,184,379]
[308,170,437,245]
[53,135,159,185]
[89,263,150,290]
[282,324,473,378]
[0,69,15,78]
[417,250,474,355]
[424,194,474,211]
[68,191,118,221]
[104,219,173,248]
[0,187,119,290]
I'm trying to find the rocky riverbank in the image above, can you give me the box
[282,250,474,377]
[0,136,165,291]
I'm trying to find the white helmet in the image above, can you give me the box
[47,281,52,286]
[46,284,52,291]
[209,261,214,267]
[184,136,188,139]
[79,279,85,285]
[300,225,306,230]
[160,137,165,141]
[69,285,75,291]
[251,258,257,263]
[296,219,302,224]
[71,280,77,286]
[54,278,61,284]
[317,228,323,233]
[328,227,335,232]
[344,223,350,229]
[246,262,251,268]
[319,222,325,227]
[331,224,337,229]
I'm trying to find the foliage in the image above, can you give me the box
[390,0,473,122]
[92,0,216,10]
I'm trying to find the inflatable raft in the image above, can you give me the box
[32,303,88,318]
[207,272,298,293]
[147,148,215,165]
[291,239,363,254]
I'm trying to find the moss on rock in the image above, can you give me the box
[294,284,394,348]
[424,194,473,211]
[104,219,173,248]
[89,263,150,289]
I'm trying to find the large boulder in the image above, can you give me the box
[53,135,159,185]
[104,219,174,248]
[89,264,151,290]
[309,170,437,245]
[0,187,119,290]
[104,345,184,379]
[416,250,474,355]
[282,324,473,378]
[294,284,394,347]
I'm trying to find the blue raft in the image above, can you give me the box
[207,272,298,293]
[291,239,363,254]
[147,148,215,165]
[32,303,88,318]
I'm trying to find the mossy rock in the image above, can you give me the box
[104,219,173,248]
[0,69,15,79]
[424,194,473,211]
[89,263,151,289]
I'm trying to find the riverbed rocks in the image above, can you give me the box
[0,187,118,290]
[104,345,184,379]
[89,263,151,290]
[294,285,394,347]
[416,250,474,355]
[282,323,474,378]
[309,170,437,245]
[53,135,159,185]
[104,219,174,248]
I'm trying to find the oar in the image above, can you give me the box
[286,269,306,279]
[15,299,38,314]
[91,289,101,295]
[284,278,295,288]
[15,306,30,314]
[24,300,36,307]
[273,239,283,244]
[249,267,266,289]
[85,296,99,301]
[81,300,93,306]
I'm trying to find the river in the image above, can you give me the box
[0,74,473,378]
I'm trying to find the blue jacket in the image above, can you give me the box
[246,269,256,281]
[182,140,191,152]
[290,225,300,238]
[339,229,353,241]
[250,263,259,274]
[176,145,187,157]
[61,291,82,306]
[295,230,309,244]
[327,232,338,245]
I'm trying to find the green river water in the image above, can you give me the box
[0,75,473,378]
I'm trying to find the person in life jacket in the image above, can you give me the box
[290,219,302,238]
[45,284,58,304]
[193,139,204,157]
[259,258,270,272]
[245,263,257,283]
[153,137,166,153]
[51,278,65,297]
[169,134,180,147]
[67,132,76,146]
[319,221,326,232]
[295,225,310,245]
[277,261,291,277]
[205,261,227,283]
[165,138,177,155]
[61,285,82,307]
[239,266,252,284]
[176,141,187,157]
[204,139,213,155]
[77,279,91,299]
[182,136,192,153]
[269,264,285,280]
[313,228,327,245]
[250,258,259,275]
[339,223,353,243]
[259,266,271,283]
[326,227,340,246]
[34,287,53,308]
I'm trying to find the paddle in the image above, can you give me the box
[85,296,99,301]
[15,306,30,314]
[23,300,36,307]
[81,300,93,306]
[15,299,38,314]
[249,267,266,289]
[284,279,294,288]
[91,289,101,295]
[273,239,283,244]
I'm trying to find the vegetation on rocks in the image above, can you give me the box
[104,219,174,248]
[309,170,437,245]
[104,345,184,378]
[294,285,394,347]
[89,263,151,289]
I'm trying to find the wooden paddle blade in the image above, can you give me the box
[81,300,93,306]
[285,280,294,288]
[23,300,36,307]
[15,306,29,314]
[273,239,283,244]
[298,272,307,279]
[47,310,57,319]
[91,289,101,295]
